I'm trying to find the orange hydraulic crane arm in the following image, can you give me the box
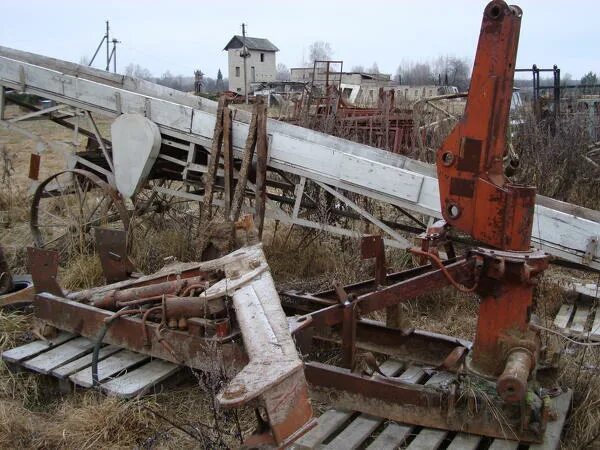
[437,1,535,251]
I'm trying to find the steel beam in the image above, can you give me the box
[33,293,247,371]
[305,362,544,443]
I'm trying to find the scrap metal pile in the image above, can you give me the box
[285,84,416,154]
[29,238,314,448]
[0,1,596,448]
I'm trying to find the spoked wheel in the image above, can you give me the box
[30,169,130,260]
[130,179,201,238]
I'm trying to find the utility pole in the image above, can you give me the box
[89,21,120,73]
[241,23,249,104]
[89,21,109,68]
[105,21,110,71]
[109,38,120,73]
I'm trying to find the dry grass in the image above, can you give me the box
[514,111,600,208]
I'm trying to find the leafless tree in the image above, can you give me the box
[306,41,333,65]
[401,62,434,85]
[432,56,470,90]
[124,63,153,80]
[276,63,291,81]
[367,62,380,74]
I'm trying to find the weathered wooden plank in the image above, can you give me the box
[572,282,600,300]
[1,332,74,363]
[325,362,421,450]
[398,371,452,449]
[528,390,573,450]
[293,409,354,449]
[69,350,149,388]
[405,428,447,450]
[51,345,121,379]
[22,337,95,374]
[446,433,481,450]
[397,366,426,384]
[570,305,591,335]
[424,371,455,388]
[488,440,518,450]
[100,359,180,398]
[553,304,574,330]
[324,414,381,450]
[366,422,412,450]
[379,359,405,377]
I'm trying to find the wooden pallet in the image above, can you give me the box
[554,282,600,341]
[293,360,572,450]
[2,332,181,398]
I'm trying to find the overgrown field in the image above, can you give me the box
[0,106,599,449]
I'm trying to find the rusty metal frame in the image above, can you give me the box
[304,362,545,443]
[32,243,315,447]
[34,293,246,370]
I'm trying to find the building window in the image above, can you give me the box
[260,53,265,62]
[251,66,255,82]
[235,66,240,77]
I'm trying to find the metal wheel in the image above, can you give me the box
[30,169,130,259]
[130,179,201,237]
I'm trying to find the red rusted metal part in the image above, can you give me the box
[162,295,226,321]
[470,247,549,379]
[310,318,470,368]
[437,1,534,251]
[417,219,456,264]
[91,275,209,310]
[94,227,136,283]
[70,267,216,304]
[304,257,474,328]
[497,348,534,403]
[30,169,130,248]
[0,276,35,308]
[28,153,40,180]
[341,302,357,369]
[34,293,246,371]
[214,318,230,337]
[305,361,544,443]
[361,235,386,286]
[283,255,468,307]
[27,247,62,296]
[441,346,468,371]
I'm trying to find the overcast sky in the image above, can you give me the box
[1,0,598,81]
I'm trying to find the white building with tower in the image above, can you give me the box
[223,35,279,95]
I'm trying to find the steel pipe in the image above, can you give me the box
[497,348,533,403]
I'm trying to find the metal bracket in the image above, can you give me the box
[94,227,136,283]
[27,247,62,296]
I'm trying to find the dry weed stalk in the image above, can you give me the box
[514,111,600,208]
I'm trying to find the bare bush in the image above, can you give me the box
[513,111,600,208]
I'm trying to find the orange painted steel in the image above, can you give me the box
[434,1,551,389]
[437,0,535,251]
